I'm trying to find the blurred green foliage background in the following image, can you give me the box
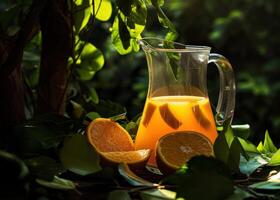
[91,0,280,144]
[1,0,279,145]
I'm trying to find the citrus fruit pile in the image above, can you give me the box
[86,118,151,169]
[87,118,214,174]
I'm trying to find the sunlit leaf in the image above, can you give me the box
[59,134,101,176]
[111,15,132,55]
[238,138,258,153]
[74,0,93,32]
[224,126,235,146]
[131,0,147,30]
[268,149,280,166]
[76,68,96,80]
[249,179,280,190]
[86,112,101,121]
[257,141,264,154]
[76,42,104,80]
[263,130,278,154]
[95,0,112,21]
[140,189,176,200]
[36,176,75,190]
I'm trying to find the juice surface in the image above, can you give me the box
[135,95,218,166]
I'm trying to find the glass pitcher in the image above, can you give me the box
[134,38,235,166]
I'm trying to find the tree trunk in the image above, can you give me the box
[0,0,44,142]
[0,69,25,137]
[37,0,73,114]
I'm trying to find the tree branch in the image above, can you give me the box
[37,0,73,114]
[0,0,46,77]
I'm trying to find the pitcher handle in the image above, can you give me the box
[208,53,236,126]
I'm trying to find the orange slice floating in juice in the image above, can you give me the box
[159,103,182,129]
[86,118,151,169]
[156,131,213,174]
[142,102,156,127]
[192,104,211,129]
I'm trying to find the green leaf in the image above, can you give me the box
[249,179,280,190]
[257,141,264,154]
[111,0,147,55]
[108,190,131,200]
[85,112,101,121]
[0,150,29,181]
[125,121,138,139]
[74,0,92,32]
[239,153,268,176]
[140,189,176,200]
[70,100,84,119]
[263,130,278,154]
[36,176,75,190]
[131,0,147,27]
[238,138,258,153]
[87,84,99,104]
[111,15,132,54]
[225,187,253,200]
[59,134,101,176]
[9,114,74,157]
[225,126,235,146]
[151,0,177,40]
[268,149,280,166]
[175,156,234,200]
[227,138,243,172]
[214,131,230,164]
[95,0,112,21]
[76,42,104,80]
[25,156,65,181]
[110,113,127,121]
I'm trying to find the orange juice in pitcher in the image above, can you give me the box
[135,38,236,166]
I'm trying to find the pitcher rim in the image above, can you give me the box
[138,37,211,52]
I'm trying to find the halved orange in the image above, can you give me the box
[156,131,213,174]
[87,118,134,152]
[86,118,151,169]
